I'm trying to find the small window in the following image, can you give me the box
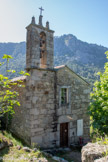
[61,88,68,105]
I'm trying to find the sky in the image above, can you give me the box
[0,0,108,47]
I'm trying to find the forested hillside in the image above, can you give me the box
[0,42,26,78]
[0,34,108,83]
[54,34,108,83]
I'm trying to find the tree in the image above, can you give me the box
[88,51,108,135]
[0,54,29,129]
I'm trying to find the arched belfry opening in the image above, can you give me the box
[40,32,47,68]
[26,14,54,69]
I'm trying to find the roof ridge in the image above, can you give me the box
[54,65,66,69]
[11,76,27,82]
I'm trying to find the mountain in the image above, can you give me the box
[0,34,108,83]
[54,34,108,83]
[0,42,26,78]
[54,34,107,67]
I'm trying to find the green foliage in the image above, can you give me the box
[19,71,30,76]
[88,51,108,135]
[0,55,20,116]
[0,131,55,162]
[0,54,29,128]
[2,54,13,62]
[0,131,23,146]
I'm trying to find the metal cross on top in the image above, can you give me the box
[39,6,44,16]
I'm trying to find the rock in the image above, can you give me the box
[63,147,71,151]
[41,157,48,162]
[0,157,3,161]
[52,156,59,161]
[17,145,21,150]
[0,143,5,150]
[82,143,108,162]
[94,156,108,162]
[0,141,8,150]
[52,156,68,162]
[8,142,13,147]
[42,151,53,158]
[37,158,48,162]
[33,148,38,152]
[22,147,31,152]
[33,157,38,161]
[57,148,64,151]
[43,149,56,156]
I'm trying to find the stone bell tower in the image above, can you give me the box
[26,8,54,69]
[24,9,58,148]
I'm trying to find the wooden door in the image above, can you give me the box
[60,123,68,147]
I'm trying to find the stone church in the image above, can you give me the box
[11,12,90,148]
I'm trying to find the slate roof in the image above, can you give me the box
[54,65,65,70]
[11,76,27,82]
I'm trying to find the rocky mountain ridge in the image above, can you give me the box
[0,34,108,83]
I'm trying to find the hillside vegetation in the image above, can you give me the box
[0,131,55,162]
[0,34,108,83]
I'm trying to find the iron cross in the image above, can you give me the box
[39,7,44,16]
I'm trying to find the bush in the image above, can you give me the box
[88,51,108,135]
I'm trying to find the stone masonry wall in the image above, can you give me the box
[10,66,90,148]
[26,24,54,69]
[26,68,57,148]
[10,80,31,145]
[56,67,90,145]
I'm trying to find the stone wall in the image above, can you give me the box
[11,69,57,148]
[56,66,90,145]
[26,68,57,148]
[10,66,90,148]
[26,23,54,69]
[10,79,31,145]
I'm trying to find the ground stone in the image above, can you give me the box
[52,156,68,162]
[33,148,38,152]
[94,156,108,162]
[0,141,8,150]
[17,145,21,150]
[22,147,32,152]
[82,143,108,162]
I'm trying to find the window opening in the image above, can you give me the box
[61,88,68,105]
[40,32,47,68]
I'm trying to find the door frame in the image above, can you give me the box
[60,122,69,147]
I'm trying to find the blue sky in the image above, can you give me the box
[0,0,108,47]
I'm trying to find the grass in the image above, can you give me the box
[0,131,57,162]
[1,147,44,161]
[90,132,108,159]
[1,131,23,147]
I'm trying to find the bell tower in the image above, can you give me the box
[26,8,54,69]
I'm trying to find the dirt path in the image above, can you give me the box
[55,149,81,162]
[65,151,81,162]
